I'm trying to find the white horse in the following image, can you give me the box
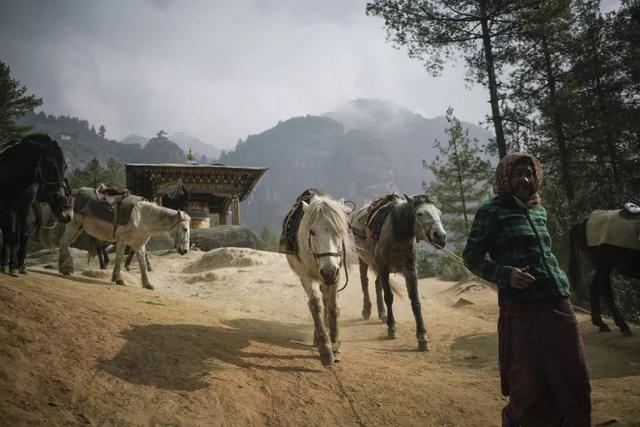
[283,193,353,366]
[58,199,190,290]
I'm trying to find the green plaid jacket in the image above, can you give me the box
[463,194,570,305]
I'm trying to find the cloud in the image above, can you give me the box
[0,0,489,148]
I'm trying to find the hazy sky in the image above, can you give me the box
[0,0,621,148]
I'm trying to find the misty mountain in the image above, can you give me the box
[220,116,394,232]
[220,99,494,232]
[324,98,493,192]
[170,132,221,161]
[120,134,148,146]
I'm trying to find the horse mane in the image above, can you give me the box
[391,199,415,240]
[138,200,183,222]
[298,194,351,251]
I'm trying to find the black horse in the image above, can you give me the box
[569,219,639,336]
[0,134,73,276]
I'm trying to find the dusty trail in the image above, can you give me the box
[1,248,639,426]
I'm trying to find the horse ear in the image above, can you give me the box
[404,194,414,204]
[301,201,309,212]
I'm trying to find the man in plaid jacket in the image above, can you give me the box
[464,152,591,427]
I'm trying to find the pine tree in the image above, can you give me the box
[0,61,42,143]
[98,124,106,139]
[423,108,492,251]
[366,0,547,158]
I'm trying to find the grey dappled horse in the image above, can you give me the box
[350,194,446,351]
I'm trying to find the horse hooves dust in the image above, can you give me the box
[418,341,430,352]
[320,353,335,366]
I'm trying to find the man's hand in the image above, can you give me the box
[509,266,535,290]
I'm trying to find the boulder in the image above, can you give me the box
[146,225,264,252]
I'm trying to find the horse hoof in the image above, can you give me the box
[143,284,154,291]
[388,329,397,339]
[115,279,125,286]
[418,341,430,352]
[379,314,387,322]
[9,269,19,278]
[0,266,5,273]
[362,308,371,320]
[621,329,633,337]
[333,351,342,363]
[599,325,612,333]
[19,266,27,274]
[320,352,335,366]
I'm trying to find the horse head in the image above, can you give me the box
[300,195,350,286]
[33,137,73,223]
[405,193,447,248]
[169,210,191,255]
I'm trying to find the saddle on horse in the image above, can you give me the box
[365,193,400,241]
[74,185,144,237]
[587,208,640,251]
[280,188,322,254]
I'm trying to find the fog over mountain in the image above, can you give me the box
[0,0,494,149]
[221,99,494,232]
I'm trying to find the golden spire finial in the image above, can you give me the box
[187,147,195,161]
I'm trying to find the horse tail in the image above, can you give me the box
[569,220,589,301]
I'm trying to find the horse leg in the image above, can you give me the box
[96,242,106,269]
[58,222,83,275]
[111,242,126,285]
[303,278,334,366]
[601,270,632,336]
[375,275,387,322]
[359,260,372,320]
[380,269,397,339]
[16,209,31,274]
[7,212,20,277]
[590,269,610,332]
[135,244,153,290]
[145,245,152,271]
[0,218,7,273]
[323,285,341,362]
[124,246,134,271]
[405,268,429,351]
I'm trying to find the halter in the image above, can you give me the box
[412,204,444,249]
[307,232,350,292]
[34,156,70,196]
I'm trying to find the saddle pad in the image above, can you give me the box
[349,206,369,238]
[366,193,400,241]
[279,189,321,253]
[586,209,640,251]
[74,187,143,226]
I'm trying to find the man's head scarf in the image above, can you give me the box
[493,152,543,207]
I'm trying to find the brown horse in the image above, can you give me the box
[569,219,639,336]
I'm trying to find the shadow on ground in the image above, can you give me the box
[98,318,323,391]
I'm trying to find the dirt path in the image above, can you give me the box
[1,248,639,426]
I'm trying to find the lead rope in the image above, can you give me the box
[337,240,349,292]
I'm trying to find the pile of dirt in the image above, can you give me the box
[182,247,280,273]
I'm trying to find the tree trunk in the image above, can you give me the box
[541,37,576,219]
[479,0,507,159]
